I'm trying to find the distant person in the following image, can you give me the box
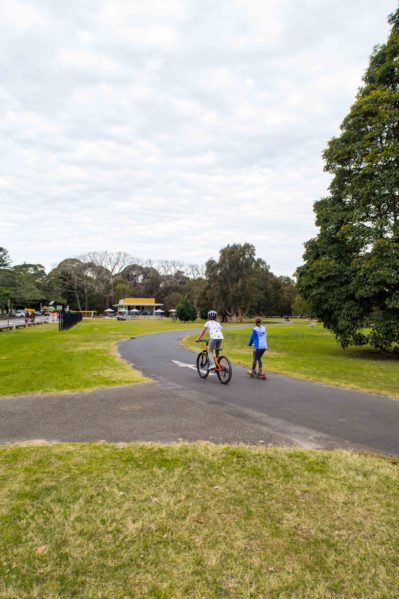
[196,309,223,371]
[247,317,268,379]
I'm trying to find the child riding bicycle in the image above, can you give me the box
[196,309,223,371]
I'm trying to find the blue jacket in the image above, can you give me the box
[248,325,268,350]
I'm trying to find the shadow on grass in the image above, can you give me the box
[349,347,399,361]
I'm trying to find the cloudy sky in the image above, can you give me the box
[0,0,396,275]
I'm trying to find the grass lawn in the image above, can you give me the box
[0,319,200,396]
[183,320,399,399]
[2,318,398,398]
[0,443,398,598]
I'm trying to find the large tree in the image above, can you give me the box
[0,262,48,310]
[297,8,399,350]
[52,259,90,310]
[12,264,48,305]
[205,243,269,319]
[118,263,162,298]
[83,251,134,308]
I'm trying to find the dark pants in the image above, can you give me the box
[208,339,222,368]
[252,349,266,372]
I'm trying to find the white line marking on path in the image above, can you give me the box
[172,360,197,371]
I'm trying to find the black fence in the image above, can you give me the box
[59,311,82,331]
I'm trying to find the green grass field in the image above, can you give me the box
[0,443,398,598]
[184,321,399,398]
[1,323,398,596]
[1,318,398,398]
[0,319,199,396]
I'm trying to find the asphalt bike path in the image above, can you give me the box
[0,324,304,447]
[1,328,398,454]
[118,329,399,456]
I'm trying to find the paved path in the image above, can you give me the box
[1,329,398,454]
[119,329,399,456]
[0,317,48,330]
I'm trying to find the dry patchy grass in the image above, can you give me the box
[0,443,398,597]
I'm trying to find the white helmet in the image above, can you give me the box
[207,309,217,320]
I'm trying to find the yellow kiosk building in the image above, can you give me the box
[113,298,164,317]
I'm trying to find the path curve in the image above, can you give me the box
[1,328,398,454]
[119,329,399,456]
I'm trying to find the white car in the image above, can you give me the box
[14,310,25,318]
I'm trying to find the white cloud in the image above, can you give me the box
[0,0,395,274]
[58,48,124,76]
[101,0,187,21]
[203,67,234,90]
[233,0,286,45]
[2,0,46,30]
[120,24,180,48]
[100,0,183,47]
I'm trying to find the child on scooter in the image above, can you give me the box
[247,317,268,379]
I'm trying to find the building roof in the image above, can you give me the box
[121,298,155,305]
[113,297,163,307]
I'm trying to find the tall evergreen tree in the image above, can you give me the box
[205,243,266,319]
[297,8,399,350]
[0,248,12,310]
[0,248,11,269]
[176,296,197,321]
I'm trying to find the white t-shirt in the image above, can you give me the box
[205,320,224,339]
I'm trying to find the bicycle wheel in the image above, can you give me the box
[197,351,209,378]
[216,355,232,384]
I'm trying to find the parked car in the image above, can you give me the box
[14,310,25,318]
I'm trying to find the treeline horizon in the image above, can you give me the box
[0,244,300,319]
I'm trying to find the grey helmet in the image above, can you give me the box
[207,309,217,320]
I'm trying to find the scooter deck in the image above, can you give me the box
[248,372,267,380]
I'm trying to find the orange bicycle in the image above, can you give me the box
[196,340,232,384]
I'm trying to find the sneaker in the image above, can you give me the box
[247,370,255,377]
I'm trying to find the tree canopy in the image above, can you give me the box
[205,243,296,319]
[0,248,11,269]
[0,245,297,318]
[0,257,50,310]
[176,296,197,321]
[296,8,399,350]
